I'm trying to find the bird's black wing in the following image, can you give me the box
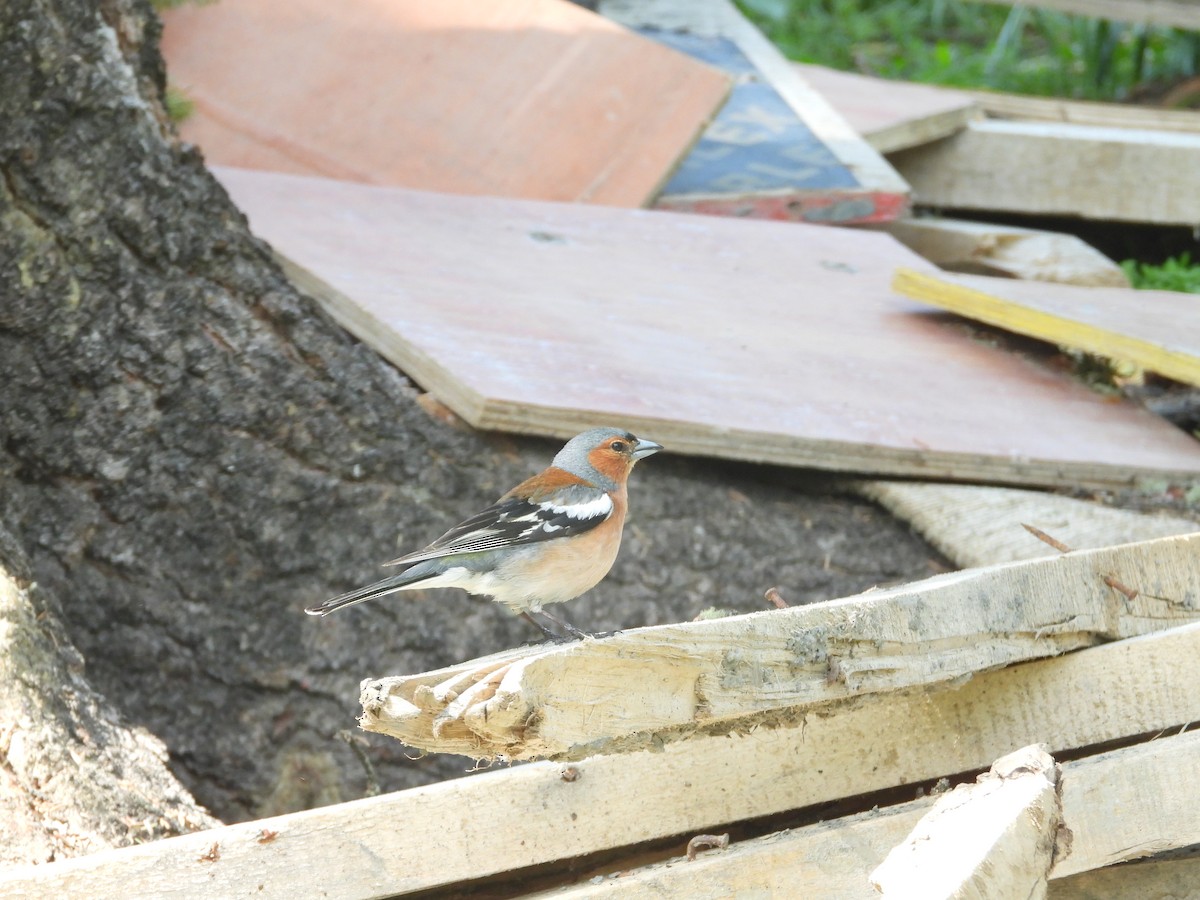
[383,486,613,567]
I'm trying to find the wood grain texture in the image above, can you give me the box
[362,534,1200,760]
[5,621,1200,899]
[531,732,1200,898]
[886,217,1130,287]
[894,267,1200,388]
[217,166,1200,487]
[870,746,1062,899]
[160,0,728,207]
[890,119,1200,225]
[854,480,1198,569]
[972,90,1200,134]
[793,63,981,153]
[600,0,911,223]
[1052,856,1200,899]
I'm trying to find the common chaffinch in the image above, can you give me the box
[305,427,663,638]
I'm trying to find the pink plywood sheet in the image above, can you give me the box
[161,0,729,206]
[215,167,1200,487]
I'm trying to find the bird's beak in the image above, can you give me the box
[632,438,663,460]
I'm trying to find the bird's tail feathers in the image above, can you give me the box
[305,569,427,616]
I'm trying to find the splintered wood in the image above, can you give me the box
[361,533,1200,761]
[7,624,1200,900]
[870,745,1063,899]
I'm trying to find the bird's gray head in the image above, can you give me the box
[552,427,663,491]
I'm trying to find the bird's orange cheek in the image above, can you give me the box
[586,448,632,483]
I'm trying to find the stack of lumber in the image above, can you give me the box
[6,535,1199,897]
[56,5,1193,898]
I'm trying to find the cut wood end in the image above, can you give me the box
[870,743,1064,897]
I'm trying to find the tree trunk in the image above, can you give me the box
[0,0,937,854]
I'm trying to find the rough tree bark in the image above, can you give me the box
[0,0,938,856]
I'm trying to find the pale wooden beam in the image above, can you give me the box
[885,217,1129,287]
[890,119,1200,225]
[853,480,1199,570]
[3,621,1199,899]
[971,90,1200,134]
[531,731,1200,898]
[361,534,1200,761]
[870,745,1064,898]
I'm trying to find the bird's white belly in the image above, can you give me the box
[417,531,621,614]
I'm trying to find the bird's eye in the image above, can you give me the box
[610,440,628,453]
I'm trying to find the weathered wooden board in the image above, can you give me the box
[217,166,1200,487]
[972,90,1200,134]
[160,0,728,207]
[1053,856,1200,899]
[600,0,911,223]
[362,534,1200,760]
[890,119,1200,225]
[531,731,1200,898]
[886,217,1129,287]
[5,622,1200,899]
[870,746,1062,898]
[854,480,1198,569]
[961,0,1200,29]
[894,267,1200,388]
[793,63,980,153]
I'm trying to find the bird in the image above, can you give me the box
[305,427,663,639]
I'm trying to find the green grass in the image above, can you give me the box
[739,0,1200,101]
[1122,253,1200,293]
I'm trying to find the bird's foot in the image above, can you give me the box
[521,609,593,642]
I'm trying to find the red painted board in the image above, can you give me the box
[216,166,1200,488]
[161,0,729,206]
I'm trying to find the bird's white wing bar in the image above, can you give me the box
[384,492,612,566]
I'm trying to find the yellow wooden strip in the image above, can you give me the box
[893,267,1200,388]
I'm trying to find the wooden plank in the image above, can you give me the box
[890,119,1200,225]
[972,90,1200,135]
[600,0,911,224]
[1052,856,1200,899]
[530,731,1200,898]
[854,480,1199,569]
[870,746,1062,898]
[886,217,1129,287]
[893,267,1200,388]
[961,0,1200,29]
[362,534,1200,760]
[793,63,981,153]
[159,0,729,207]
[5,621,1200,899]
[217,166,1200,488]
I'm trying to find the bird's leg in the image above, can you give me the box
[536,608,590,641]
[520,610,569,642]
